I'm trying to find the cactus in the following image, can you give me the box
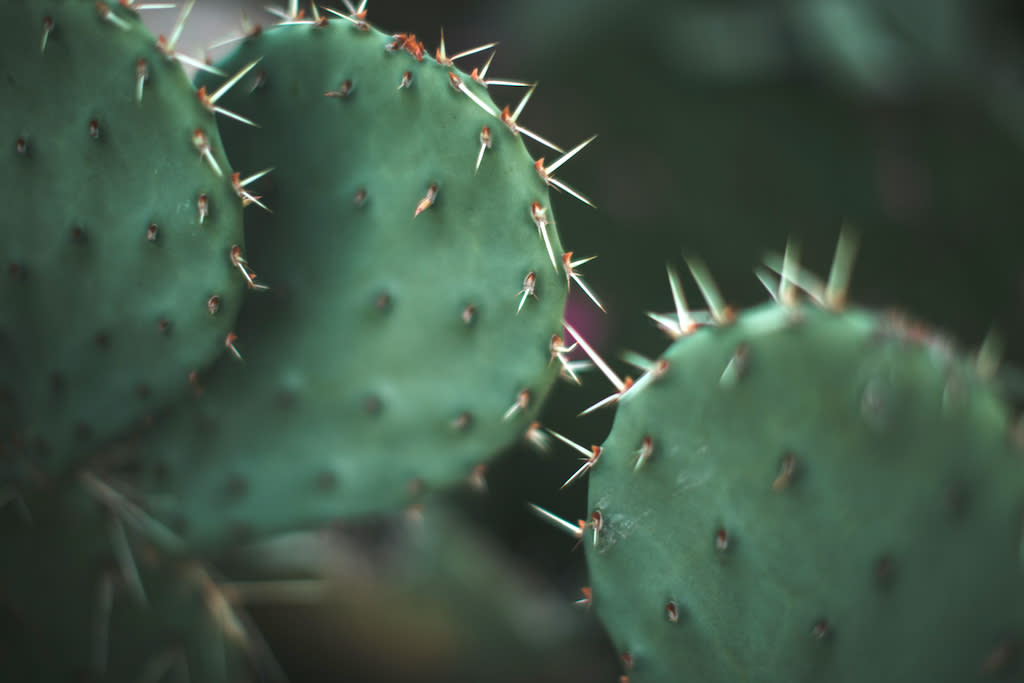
[2,1,1023,682]
[0,0,249,487]
[116,6,588,552]
[0,475,269,682]
[579,237,1024,682]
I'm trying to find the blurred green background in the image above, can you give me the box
[151,1,1024,680]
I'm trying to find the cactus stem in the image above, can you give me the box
[562,252,605,311]
[516,271,538,314]
[527,502,584,539]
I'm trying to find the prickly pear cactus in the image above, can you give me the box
[0,476,268,682]
[0,1,249,487]
[128,9,580,551]
[585,253,1024,682]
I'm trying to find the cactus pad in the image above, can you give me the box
[0,1,247,487]
[586,297,1024,682]
[129,14,572,550]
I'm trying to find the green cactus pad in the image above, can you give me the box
[586,300,1024,683]
[129,16,570,551]
[0,476,266,682]
[0,1,247,487]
